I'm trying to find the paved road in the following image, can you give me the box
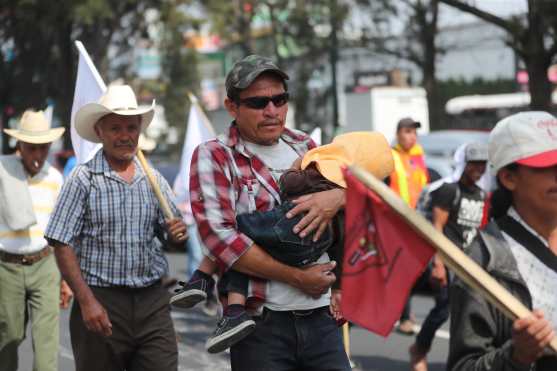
[19,252,450,370]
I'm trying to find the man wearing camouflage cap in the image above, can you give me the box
[187,55,351,369]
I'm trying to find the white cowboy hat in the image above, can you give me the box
[75,84,155,143]
[4,110,65,144]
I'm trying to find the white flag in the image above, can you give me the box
[71,41,106,164]
[173,93,216,204]
[44,105,53,126]
[310,127,322,146]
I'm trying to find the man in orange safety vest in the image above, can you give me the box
[388,117,429,335]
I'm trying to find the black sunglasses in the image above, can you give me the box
[238,93,289,109]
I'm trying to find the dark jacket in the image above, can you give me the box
[448,221,557,371]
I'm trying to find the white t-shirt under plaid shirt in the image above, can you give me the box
[45,150,180,288]
[502,207,557,330]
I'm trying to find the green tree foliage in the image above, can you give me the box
[282,0,350,135]
[0,0,198,152]
[439,78,516,101]
[360,0,444,130]
[158,1,201,139]
[204,0,257,56]
[202,0,350,135]
[440,0,557,111]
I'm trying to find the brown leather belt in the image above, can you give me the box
[0,246,52,265]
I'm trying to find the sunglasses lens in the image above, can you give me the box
[244,97,269,109]
[241,93,289,109]
[271,93,289,107]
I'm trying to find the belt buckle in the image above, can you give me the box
[18,247,49,265]
[292,309,314,317]
[21,256,34,265]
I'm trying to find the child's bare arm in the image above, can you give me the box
[290,157,302,170]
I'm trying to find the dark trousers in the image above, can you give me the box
[407,266,450,352]
[219,269,250,297]
[400,300,412,322]
[69,282,177,371]
[230,307,351,371]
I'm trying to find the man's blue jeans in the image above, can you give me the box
[230,307,351,371]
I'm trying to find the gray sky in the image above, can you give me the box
[439,0,528,27]
[346,0,529,38]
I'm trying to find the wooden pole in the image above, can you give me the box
[349,165,557,353]
[136,149,173,220]
[342,322,351,358]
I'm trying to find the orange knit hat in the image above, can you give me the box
[301,131,394,188]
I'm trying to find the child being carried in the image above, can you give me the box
[170,131,394,353]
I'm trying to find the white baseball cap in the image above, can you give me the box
[464,142,488,162]
[489,111,557,174]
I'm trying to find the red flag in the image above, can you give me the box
[341,169,435,336]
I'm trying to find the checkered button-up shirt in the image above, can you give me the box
[45,150,180,288]
[190,123,315,305]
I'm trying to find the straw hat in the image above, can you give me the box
[75,85,155,143]
[301,131,394,188]
[3,110,65,144]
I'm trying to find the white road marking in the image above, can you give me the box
[413,323,450,340]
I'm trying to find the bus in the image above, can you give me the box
[445,91,557,129]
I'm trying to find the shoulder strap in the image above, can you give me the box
[497,215,557,273]
[452,184,461,210]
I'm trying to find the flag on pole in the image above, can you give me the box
[173,93,216,208]
[310,127,322,146]
[71,40,106,164]
[44,105,54,126]
[341,168,435,336]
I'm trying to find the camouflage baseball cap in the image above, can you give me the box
[225,55,289,96]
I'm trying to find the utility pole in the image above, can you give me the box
[329,0,339,137]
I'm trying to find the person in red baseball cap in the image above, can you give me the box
[448,111,557,371]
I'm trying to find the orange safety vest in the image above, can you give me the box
[389,143,429,209]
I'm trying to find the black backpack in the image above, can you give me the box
[416,181,461,222]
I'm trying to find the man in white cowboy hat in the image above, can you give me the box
[44,84,187,371]
[0,110,72,371]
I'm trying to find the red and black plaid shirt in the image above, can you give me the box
[189,123,315,307]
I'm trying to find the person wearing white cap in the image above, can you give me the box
[410,142,488,371]
[44,85,187,371]
[448,111,557,371]
[0,110,71,371]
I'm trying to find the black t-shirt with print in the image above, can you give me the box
[431,182,485,250]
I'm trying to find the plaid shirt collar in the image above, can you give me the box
[221,122,312,202]
[88,150,145,185]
